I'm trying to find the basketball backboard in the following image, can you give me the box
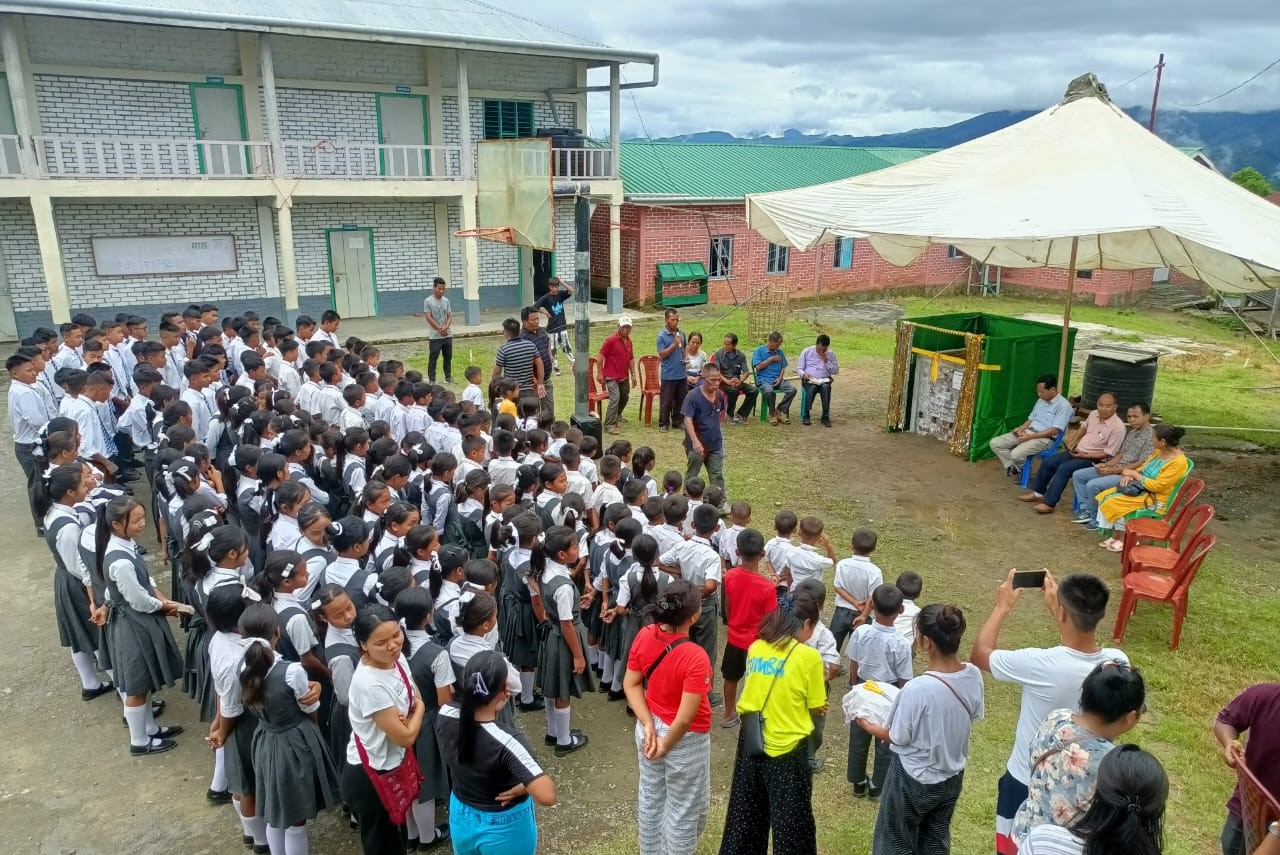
[462,138,556,250]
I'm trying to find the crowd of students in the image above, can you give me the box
[2,303,1254,855]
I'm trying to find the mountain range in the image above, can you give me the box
[648,107,1280,180]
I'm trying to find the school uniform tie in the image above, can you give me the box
[96,405,119,457]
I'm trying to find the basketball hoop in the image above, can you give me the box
[453,226,517,246]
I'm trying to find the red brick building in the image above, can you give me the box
[591,142,1213,307]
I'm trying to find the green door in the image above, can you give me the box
[190,83,248,175]
[376,93,429,177]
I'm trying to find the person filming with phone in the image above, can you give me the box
[970,570,1129,855]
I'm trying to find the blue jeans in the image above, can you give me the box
[1072,468,1122,519]
[449,792,538,855]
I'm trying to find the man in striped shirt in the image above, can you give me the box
[492,317,544,409]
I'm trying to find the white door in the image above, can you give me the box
[329,230,376,319]
[378,95,427,177]
[0,249,20,341]
[193,85,247,175]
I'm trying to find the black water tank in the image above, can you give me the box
[1081,348,1159,412]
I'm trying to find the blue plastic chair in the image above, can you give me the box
[1019,429,1065,488]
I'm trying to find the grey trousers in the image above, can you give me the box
[685,445,725,491]
[636,718,711,855]
[604,379,630,427]
[988,432,1052,470]
[15,442,40,530]
[691,597,718,671]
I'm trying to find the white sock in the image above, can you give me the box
[411,799,437,842]
[555,705,572,746]
[71,651,103,690]
[405,808,419,841]
[284,825,308,855]
[124,704,150,747]
[601,656,614,684]
[145,698,159,736]
[234,800,254,839]
[247,813,267,847]
[611,664,624,692]
[586,646,599,666]
[265,825,287,855]
[544,698,556,739]
[211,746,228,792]
[520,671,535,704]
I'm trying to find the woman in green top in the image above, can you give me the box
[718,586,827,855]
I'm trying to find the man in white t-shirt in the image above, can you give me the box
[970,569,1128,855]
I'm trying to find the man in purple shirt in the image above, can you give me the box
[798,334,839,427]
[1215,682,1280,855]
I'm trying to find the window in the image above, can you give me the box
[766,242,789,275]
[947,244,963,259]
[482,100,534,140]
[833,236,854,269]
[709,236,733,279]
[1076,269,1094,279]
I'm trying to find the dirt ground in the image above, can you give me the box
[0,355,1274,855]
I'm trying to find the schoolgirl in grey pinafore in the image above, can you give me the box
[235,481,265,573]
[185,568,243,722]
[584,532,612,642]
[210,632,259,796]
[322,626,359,773]
[602,549,636,665]
[103,538,184,696]
[45,505,99,657]
[619,566,670,668]
[497,547,539,669]
[536,563,596,700]
[250,658,340,827]
[406,634,451,806]
[80,521,112,670]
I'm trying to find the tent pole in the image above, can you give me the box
[1058,236,1080,389]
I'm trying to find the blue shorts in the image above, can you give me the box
[449,792,538,855]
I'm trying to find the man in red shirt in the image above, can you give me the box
[1216,682,1280,855]
[721,528,780,728]
[597,315,639,435]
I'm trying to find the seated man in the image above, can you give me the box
[797,334,839,427]
[988,373,1073,475]
[712,332,757,424]
[1069,402,1155,525]
[751,330,796,426]
[1020,391,1125,513]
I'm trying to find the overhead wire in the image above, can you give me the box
[1172,55,1280,107]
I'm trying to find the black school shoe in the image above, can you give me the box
[554,732,589,756]
[207,788,232,804]
[120,699,167,727]
[150,725,184,739]
[607,689,626,702]
[544,729,585,747]
[516,697,545,713]
[129,738,177,756]
[853,780,868,797]
[82,682,115,701]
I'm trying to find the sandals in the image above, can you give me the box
[720,717,741,729]
[1104,540,1125,553]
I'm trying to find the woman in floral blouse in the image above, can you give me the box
[1011,662,1147,847]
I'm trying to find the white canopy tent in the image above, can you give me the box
[745,74,1280,380]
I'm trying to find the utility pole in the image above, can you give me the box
[1148,53,1166,133]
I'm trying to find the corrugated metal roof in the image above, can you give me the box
[619,141,912,201]
[1,0,657,62]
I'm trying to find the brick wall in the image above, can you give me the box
[998,267,1155,306]
[276,88,379,143]
[0,201,44,314]
[35,74,194,137]
[26,17,241,75]
[271,35,425,85]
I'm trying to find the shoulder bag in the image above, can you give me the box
[741,641,798,758]
[923,672,976,719]
[353,663,425,825]
[641,636,691,690]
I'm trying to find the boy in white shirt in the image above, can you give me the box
[276,340,302,398]
[560,444,593,506]
[787,515,835,589]
[488,430,521,490]
[894,571,923,647]
[717,500,751,571]
[763,509,797,584]
[461,366,485,408]
[577,436,600,485]
[452,436,486,486]
[589,454,625,520]
[339,385,368,430]
[831,527,885,654]
[847,583,913,797]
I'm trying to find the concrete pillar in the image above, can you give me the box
[258,34,285,176]
[31,195,70,323]
[456,51,473,179]
[1,16,38,176]
[460,194,481,325]
[257,202,281,300]
[608,199,623,313]
[276,199,299,319]
[609,63,621,179]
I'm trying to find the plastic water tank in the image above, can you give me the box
[1081,348,1159,411]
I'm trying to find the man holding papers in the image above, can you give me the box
[798,334,840,427]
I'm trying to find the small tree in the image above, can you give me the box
[1230,166,1274,197]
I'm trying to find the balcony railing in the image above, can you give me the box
[35,136,273,178]
[551,146,616,180]
[279,140,464,179]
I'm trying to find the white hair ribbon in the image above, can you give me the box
[240,579,262,602]
[310,599,323,610]
[194,532,215,553]
[469,670,490,697]
[330,521,344,536]
[536,531,546,544]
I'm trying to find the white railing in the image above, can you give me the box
[0,135,24,176]
[35,136,272,178]
[280,140,464,179]
[551,146,616,180]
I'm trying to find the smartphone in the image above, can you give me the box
[1012,570,1048,589]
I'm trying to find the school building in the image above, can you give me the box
[590,141,1217,308]
[0,0,655,338]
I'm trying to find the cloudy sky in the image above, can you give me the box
[515,0,1280,138]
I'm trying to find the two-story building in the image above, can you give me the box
[0,0,656,336]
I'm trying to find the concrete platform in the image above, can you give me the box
[334,303,656,346]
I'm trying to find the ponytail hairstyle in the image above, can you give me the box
[916,603,967,656]
[456,590,497,634]
[457,650,510,763]
[540,524,576,571]
[257,451,289,489]
[647,578,700,628]
[251,549,305,602]
[224,444,263,505]
[631,533,659,605]
[40,429,79,466]
[151,447,183,504]
[311,582,349,616]
[34,462,85,520]
[353,603,401,657]
[355,480,391,516]
[93,495,144,588]
[326,516,370,554]
[514,464,540,501]
[342,426,370,466]
[260,478,310,549]
[371,501,417,550]
[277,428,313,467]
[611,517,642,559]
[296,502,333,545]
[492,505,538,554]
[374,565,414,608]
[464,558,498,590]
[631,445,655,478]
[557,492,586,531]
[758,584,822,645]
[379,454,412,486]
[433,545,468,600]
[227,394,258,435]
[454,467,490,507]
[159,423,196,453]
[237,603,280,708]
[240,409,274,447]
[366,437,401,478]
[1070,744,1168,855]
[205,583,249,633]
[179,509,227,583]
[397,523,439,568]
[393,586,434,655]
[168,456,201,500]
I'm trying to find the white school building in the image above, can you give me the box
[0,0,654,337]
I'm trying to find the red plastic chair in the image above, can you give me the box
[1237,760,1280,854]
[1123,477,1205,546]
[586,357,610,418]
[638,355,661,426]
[1112,531,1215,650]
[1122,503,1214,577]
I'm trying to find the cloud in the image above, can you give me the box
[513,0,1280,137]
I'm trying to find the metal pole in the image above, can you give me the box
[1058,236,1080,390]
[1148,53,1165,133]
[573,192,592,418]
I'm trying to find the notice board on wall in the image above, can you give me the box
[91,235,238,276]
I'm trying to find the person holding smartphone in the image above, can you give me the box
[969,570,1129,855]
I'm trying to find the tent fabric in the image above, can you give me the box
[745,75,1280,295]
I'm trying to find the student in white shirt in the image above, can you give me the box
[461,366,485,408]
[893,571,923,647]
[786,516,835,589]
[315,364,346,426]
[847,584,914,797]
[648,495,688,557]
[339,386,367,431]
[763,509,796,583]
[181,359,218,440]
[657,503,724,703]
[857,604,985,855]
[831,527,884,654]
[970,570,1129,855]
[276,341,302,398]
[315,311,342,349]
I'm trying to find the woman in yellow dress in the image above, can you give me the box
[1095,424,1190,552]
